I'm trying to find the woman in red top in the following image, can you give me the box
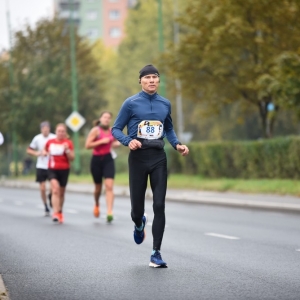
[85,112,120,222]
[44,123,74,223]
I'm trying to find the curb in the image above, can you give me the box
[0,275,9,300]
[1,180,300,213]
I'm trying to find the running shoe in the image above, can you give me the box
[94,206,100,218]
[149,250,168,268]
[133,213,147,244]
[58,212,64,224]
[48,193,52,208]
[52,213,59,222]
[107,215,113,223]
[45,207,50,217]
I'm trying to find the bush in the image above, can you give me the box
[168,136,300,179]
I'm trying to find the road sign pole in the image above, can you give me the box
[69,0,80,174]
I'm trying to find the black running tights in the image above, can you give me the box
[128,148,167,251]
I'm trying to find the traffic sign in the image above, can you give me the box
[65,111,86,132]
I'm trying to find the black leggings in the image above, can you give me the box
[128,148,167,251]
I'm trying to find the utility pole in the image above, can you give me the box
[173,0,184,140]
[69,0,81,174]
[6,0,18,176]
[157,0,166,97]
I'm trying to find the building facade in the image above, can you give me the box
[54,0,137,47]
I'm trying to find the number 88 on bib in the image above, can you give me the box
[137,120,163,140]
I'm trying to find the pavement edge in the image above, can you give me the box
[1,179,300,213]
[0,275,10,300]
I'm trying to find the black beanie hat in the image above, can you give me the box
[139,64,160,79]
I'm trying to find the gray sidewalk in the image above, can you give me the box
[1,179,300,212]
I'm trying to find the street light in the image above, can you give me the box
[173,0,184,141]
[157,0,166,97]
[68,0,81,174]
[6,0,18,176]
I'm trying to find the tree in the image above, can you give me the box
[110,0,178,109]
[164,0,300,137]
[0,17,106,142]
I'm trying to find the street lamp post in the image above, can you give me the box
[173,0,184,140]
[69,0,81,174]
[6,0,18,176]
[157,0,166,97]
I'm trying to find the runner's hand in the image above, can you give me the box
[176,144,189,156]
[129,139,142,150]
[63,143,69,150]
[101,137,111,144]
[41,150,48,156]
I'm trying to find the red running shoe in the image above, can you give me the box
[94,206,100,218]
[58,212,64,224]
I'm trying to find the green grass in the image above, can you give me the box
[9,173,300,196]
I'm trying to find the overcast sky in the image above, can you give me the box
[0,0,54,50]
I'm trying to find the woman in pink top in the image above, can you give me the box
[85,112,120,222]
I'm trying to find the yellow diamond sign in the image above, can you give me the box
[65,111,86,132]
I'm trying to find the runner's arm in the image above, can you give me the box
[27,147,41,157]
[111,101,133,146]
[27,137,41,157]
[164,104,181,149]
[65,141,75,161]
[112,140,121,148]
[85,127,112,149]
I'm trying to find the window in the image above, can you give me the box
[86,10,98,20]
[86,28,99,39]
[59,10,79,19]
[109,10,120,20]
[109,27,121,38]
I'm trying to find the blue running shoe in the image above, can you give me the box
[149,251,167,268]
[133,213,148,244]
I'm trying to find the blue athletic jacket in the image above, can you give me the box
[112,91,180,149]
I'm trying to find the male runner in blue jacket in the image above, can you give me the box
[112,64,189,268]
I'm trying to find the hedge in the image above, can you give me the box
[2,136,300,179]
[168,136,300,179]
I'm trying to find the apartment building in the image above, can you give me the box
[54,0,137,47]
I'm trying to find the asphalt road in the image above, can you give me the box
[0,187,300,300]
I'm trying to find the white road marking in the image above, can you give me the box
[205,232,240,240]
[36,204,44,209]
[14,201,23,206]
[296,249,300,252]
[65,209,78,214]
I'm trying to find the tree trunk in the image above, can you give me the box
[259,101,268,138]
[259,99,277,138]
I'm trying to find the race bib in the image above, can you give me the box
[49,144,65,156]
[137,120,163,140]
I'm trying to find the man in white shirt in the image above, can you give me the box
[27,121,56,216]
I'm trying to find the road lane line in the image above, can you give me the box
[205,232,240,240]
[65,209,78,214]
[296,249,300,252]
